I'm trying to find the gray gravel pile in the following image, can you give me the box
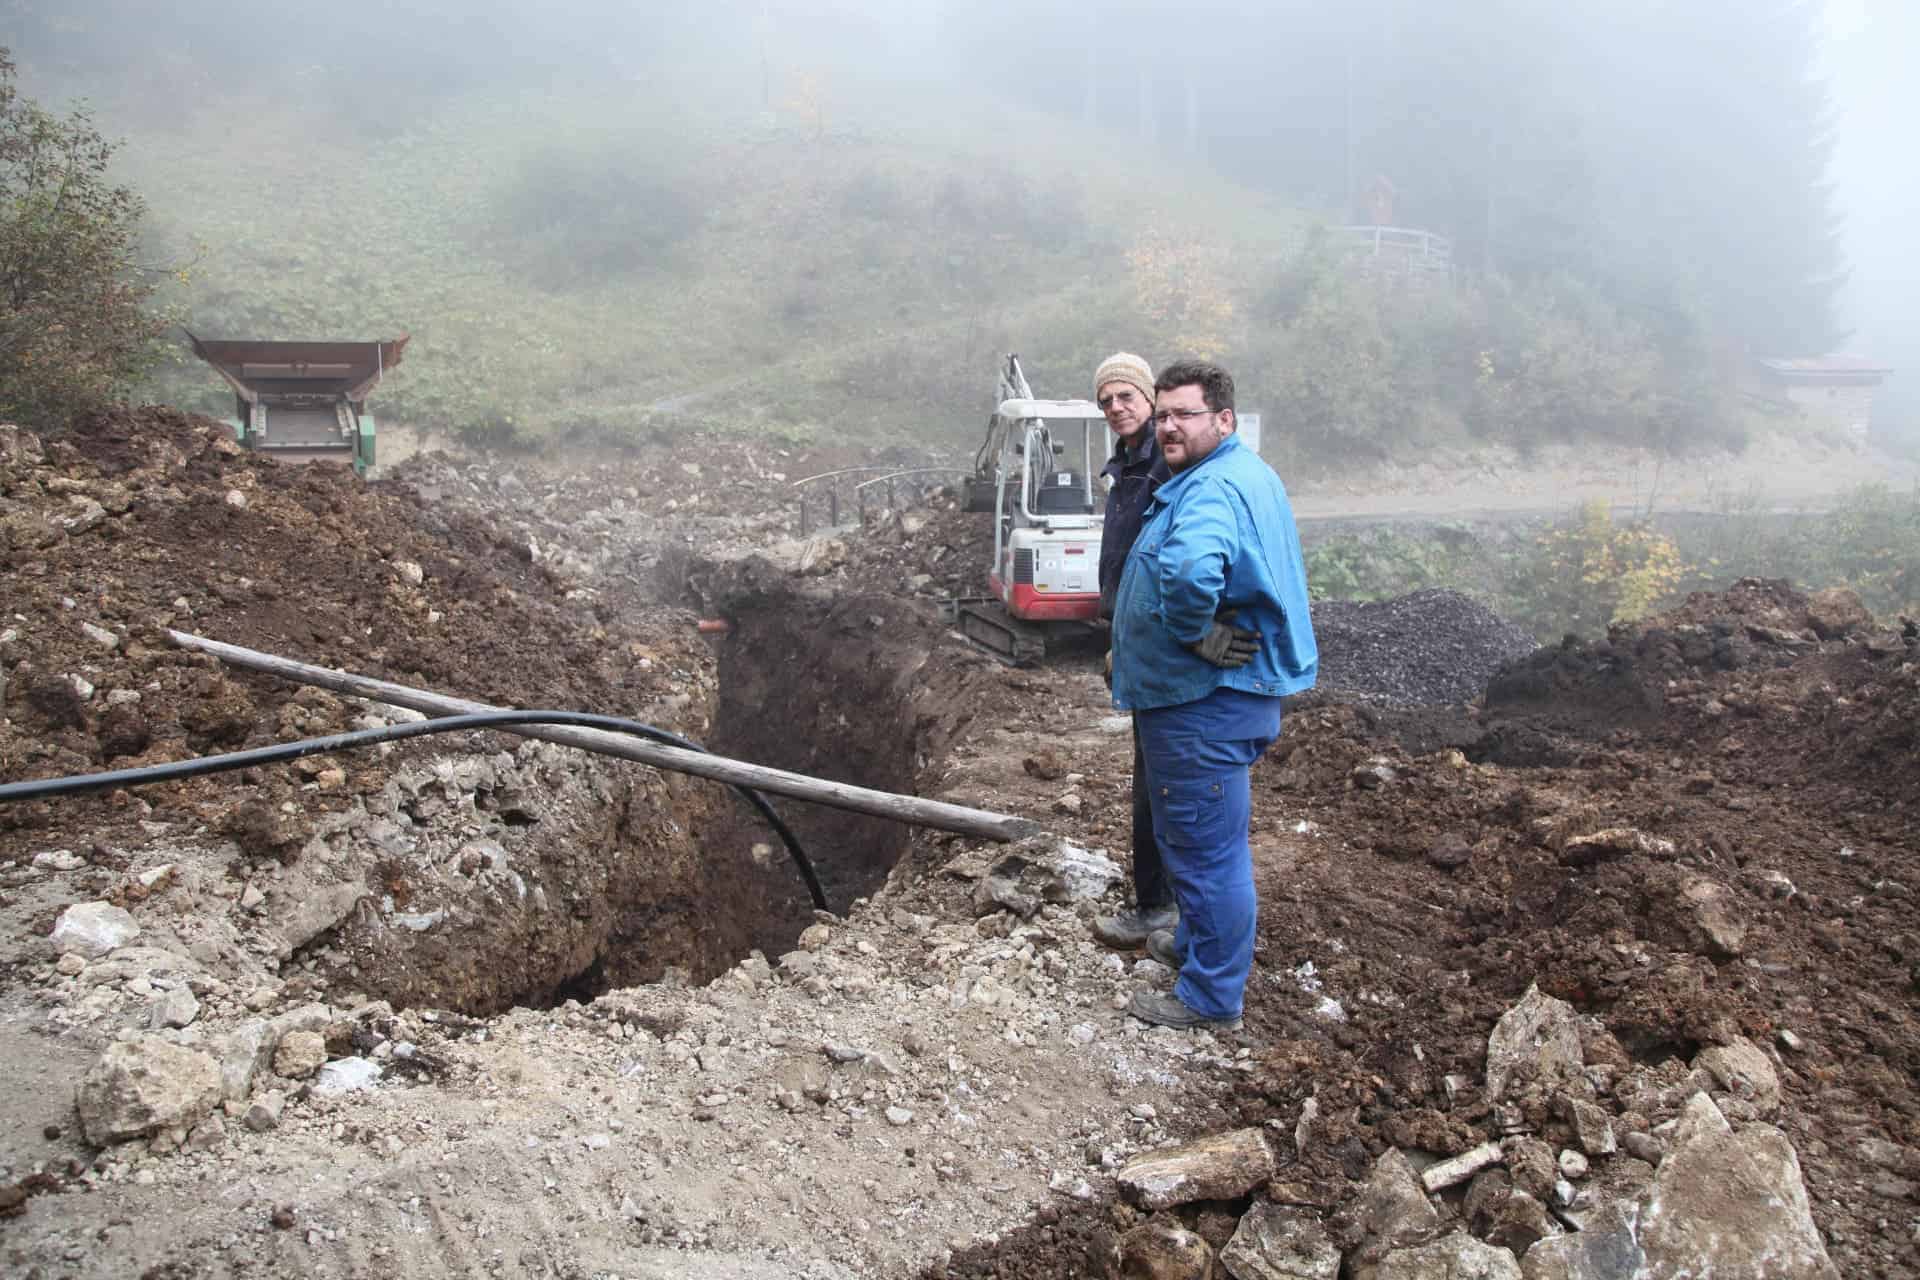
[1308,588,1540,707]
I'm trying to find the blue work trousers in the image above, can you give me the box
[1136,694,1279,1020]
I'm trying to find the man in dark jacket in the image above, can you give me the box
[1088,352,1177,949]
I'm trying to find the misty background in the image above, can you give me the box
[2,0,1912,459]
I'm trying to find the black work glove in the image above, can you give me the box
[1186,611,1258,669]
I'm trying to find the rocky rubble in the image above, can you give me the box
[3,412,1918,1278]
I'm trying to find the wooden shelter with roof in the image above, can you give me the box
[1748,354,1895,440]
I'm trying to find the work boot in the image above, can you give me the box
[1145,929,1182,972]
[1126,990,1242,1032]
[1091,903,1178,948]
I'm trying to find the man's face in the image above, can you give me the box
[1154,383,1232,471]
[1097,380,1152,445]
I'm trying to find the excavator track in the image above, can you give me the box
[955,600,1049,667]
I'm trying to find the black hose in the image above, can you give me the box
[0,710,829,911]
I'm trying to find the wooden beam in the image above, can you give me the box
[166,629,1042,844]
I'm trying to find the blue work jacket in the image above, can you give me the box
[1111,432,1318,711]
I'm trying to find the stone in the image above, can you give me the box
[55,952,87,976]
[218,1020,274,1101]
[1505,1138,1559,1201]
[151,987,200,1029]
[1557,1150,1589,1180]
[1421,1141,1506,1192]
[1482,1190,1564,1256]
[1486,985,1584,1102]
[1561,1097,1618,1157]
[1692,1038,1780,1115]
[1426,835,1474,870]
[1332,1148,1442,1271]
[185,1114,227,1153]
[33,849,85,871]
[1219,1202,1341,1280]
[1464,1169,1513,1236]
[1856,1137,1916,1172]
[273,1030,327,1079]
[1116,1220,1214,1280]
[1518,1201,1644,1280]
[1375,1233,1522,1280]
[81,622,119,650]
[972,875,1038,919]
[267,1003,333,1043]
[1118,1128,1276,1210]
[1038,841,1122,903]
[1621,1132,1663,1165]
[49,901,140,958]
[76,1037,223,1145]
[243,1090,286,1133]
[1634,1093,1838,1280]
[1559,827,1677,868]
[310,1057,381,1095]
[1805,587,1872,639]
[1680,877,1746,958]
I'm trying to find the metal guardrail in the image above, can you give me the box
[851,468,972,525]
[792,466,970,535]
[1334,225,1454,273]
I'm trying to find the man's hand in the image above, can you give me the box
[1186,612,1258,668]
[1103,649,1114,689]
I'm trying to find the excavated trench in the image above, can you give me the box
[317,588,976,1016]
[554,590,975,1001]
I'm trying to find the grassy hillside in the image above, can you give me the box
[84,64,1772,466]
[113,78,1302,449]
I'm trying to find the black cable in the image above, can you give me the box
[0,711,829,911]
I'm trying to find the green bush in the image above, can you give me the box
[0,50,171,431]
[1305,527,1481,601]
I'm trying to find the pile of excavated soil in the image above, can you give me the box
[4,412,1920,1280]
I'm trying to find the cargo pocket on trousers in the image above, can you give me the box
[1157,775,1231,851]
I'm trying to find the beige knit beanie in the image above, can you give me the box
[1093,352,1155,405]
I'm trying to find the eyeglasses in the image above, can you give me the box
[1151,407,1216,427]
[1097,391,1143,409]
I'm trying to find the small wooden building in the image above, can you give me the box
[1750,355,1895,440]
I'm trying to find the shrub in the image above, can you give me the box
[0,49,172,430]
[1506,499,1689,637]
[1305,527,1481,601]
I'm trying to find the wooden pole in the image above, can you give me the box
[166,629,1042,844]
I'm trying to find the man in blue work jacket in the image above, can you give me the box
[1110,359,1318,1030]
[1087,352,1177,950]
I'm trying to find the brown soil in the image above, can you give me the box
[2,408,1917,1278]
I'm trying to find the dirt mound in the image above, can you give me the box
[3,409,697,772]
[0,409,822,1016]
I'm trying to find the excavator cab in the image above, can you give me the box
[958,355,1108,662]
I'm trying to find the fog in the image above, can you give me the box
[1828,0,1918,439]
[4,0,1910,449]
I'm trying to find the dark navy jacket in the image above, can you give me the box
[1098,431,1170,620]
